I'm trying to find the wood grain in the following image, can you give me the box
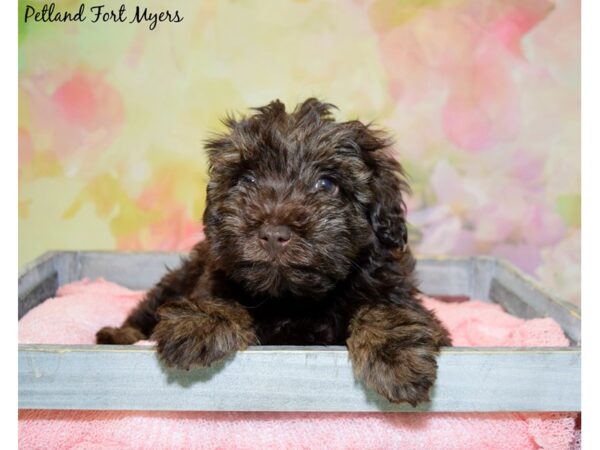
[19,344,581,412]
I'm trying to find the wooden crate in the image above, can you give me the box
[18,251,581,412]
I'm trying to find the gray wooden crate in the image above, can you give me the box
[19,251,581,412]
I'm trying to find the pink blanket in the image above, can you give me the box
[19,279,579,450]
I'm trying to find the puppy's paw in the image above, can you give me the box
[152,298,256,370]
[96,326,146,345]
[352,344,438,406]
[347,304,447,406]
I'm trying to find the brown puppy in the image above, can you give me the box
[96,98,451,405]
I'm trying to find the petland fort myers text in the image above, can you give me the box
[23,3,183,31]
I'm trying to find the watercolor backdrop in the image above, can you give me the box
[19,0,580,304]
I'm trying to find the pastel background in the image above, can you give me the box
[19,0,581,304]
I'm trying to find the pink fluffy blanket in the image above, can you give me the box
[19,279,579,450]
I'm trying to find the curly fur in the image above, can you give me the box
[96,98,451,405]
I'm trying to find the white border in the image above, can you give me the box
[2,0,18,447]
[10,0,590,447]
[582,0,597,447]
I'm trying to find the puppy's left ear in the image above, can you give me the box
[347,122,409,250]
[369,152,409,250]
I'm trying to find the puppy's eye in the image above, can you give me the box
[314,177,338,194]
[240,173,257,185]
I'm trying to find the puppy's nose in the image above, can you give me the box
[259,225,292,250]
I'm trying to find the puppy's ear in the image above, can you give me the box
[346,121,409,250]
[204,114,241,178]
[293,98,337,127]
[369,152,409,250]
[205,100,288,173]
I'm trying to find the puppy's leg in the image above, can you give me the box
[96,243,207,345]
[347,302,451,406]
[152,295,256,369]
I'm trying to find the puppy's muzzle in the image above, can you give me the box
[258,224,292,253]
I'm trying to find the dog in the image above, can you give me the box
[96,98,451,405]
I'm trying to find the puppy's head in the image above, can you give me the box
[203,98,409,298]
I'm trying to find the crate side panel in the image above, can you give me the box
[415,259,473,297]
[19,253,59,318]
[471,258,497,301]
[77,254,477,295]
[23,252,481,297]
[77,252,185,289]
[19,346,580,412]
[18,272,57,319]
[19,253,82,318]
[491,262,580,344]
[19,252,57,295]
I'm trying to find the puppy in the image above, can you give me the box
[96,98,451,405]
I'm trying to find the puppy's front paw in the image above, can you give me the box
[347,303,449,405]
[152,298,256,370]
[351,343,439,406]
[96,326,145,345]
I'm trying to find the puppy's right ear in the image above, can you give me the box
[205,99,287,177]
[203,119,241,231]
[204,115,242,184]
